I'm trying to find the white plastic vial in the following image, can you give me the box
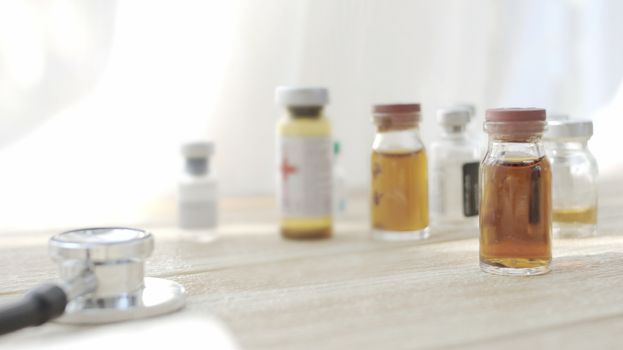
[429,107,480,227]
[178,141,218,238]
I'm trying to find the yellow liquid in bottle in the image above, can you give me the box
[553,207,597,224]
[277,114,332,239]
[371,149,429,233]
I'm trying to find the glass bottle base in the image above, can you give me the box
[553,223,597,238]
[281,227,332,240]
[372,227,429,241]
[431,216,479,230]
[178,228,218,243]
[479,261,550,276]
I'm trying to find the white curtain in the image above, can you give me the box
[0,0,622,230]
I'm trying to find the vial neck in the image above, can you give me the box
[185,157,210,176]
[373,125,424,152]
[287,106,324,119]
[487,137,545,160]
[440,125,467,138]
[375,122,419,133]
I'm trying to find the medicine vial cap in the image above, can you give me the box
[544,120,593,139]
[181,141,214,176]
[437,107,471,126]
[485,108,546,136]
[275,86,329,107]
[486,108,545,122]
[453,103,476,118]
[182,141,214,159]
[373,103,421,125]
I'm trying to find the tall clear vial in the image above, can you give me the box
[544,120,598,238]
[178,141,218,240]
[480,108,552,276]
[429,107,480,227]
[371,104,429,240]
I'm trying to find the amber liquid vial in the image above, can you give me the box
[371,150,429,235]
[480,157,552,274]
[370,103,429,241]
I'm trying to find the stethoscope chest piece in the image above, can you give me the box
[48,228,186,324]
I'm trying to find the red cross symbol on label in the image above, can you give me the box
[281,157,298,182]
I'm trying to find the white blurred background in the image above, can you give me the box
[0,0,622,230]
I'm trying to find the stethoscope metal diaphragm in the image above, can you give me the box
[48,227,186,324]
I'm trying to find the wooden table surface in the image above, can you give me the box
[0,177,622,349]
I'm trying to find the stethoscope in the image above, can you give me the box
[0,227,186,335]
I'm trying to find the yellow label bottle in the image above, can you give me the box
[275,87,332,239]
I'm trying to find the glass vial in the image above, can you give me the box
[275,87,333,239]
[429,107,480,227]
[480,108,552,276]
[371,103,429,240]
[544,119,598,238]
[178,141,218,239]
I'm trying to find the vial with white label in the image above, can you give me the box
[429,107,480,227]
[178,141,218,239]
[275,86,333,239]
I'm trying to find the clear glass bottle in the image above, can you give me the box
[371,103,429,240]
[429,107,480,227]
[480,108,552,276]
[544,119,598,238]
[178,141,218,240]
[275,87,333,239]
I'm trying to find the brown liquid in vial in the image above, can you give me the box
[371,150,429,232]
[480,156,552,269]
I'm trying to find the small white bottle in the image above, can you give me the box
[178,141,218,239]
[429,107,480,227]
